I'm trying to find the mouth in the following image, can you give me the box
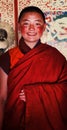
[27,32,37,36]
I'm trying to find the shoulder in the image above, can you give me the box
[43,43,66,60]
[8,46,24,69]
[0,51,10,74]
[0,51,10,62]
[0,46,19,74]
[41,43,66,66]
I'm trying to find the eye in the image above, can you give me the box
[21,21,30,26]
[35,22,42,26]
[36,23,40,25]
[23,22,29,26]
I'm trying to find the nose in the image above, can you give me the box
[29,24,35,30]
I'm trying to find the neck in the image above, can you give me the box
[24,41,38,49]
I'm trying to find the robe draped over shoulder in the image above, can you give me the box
[2,43,67,130]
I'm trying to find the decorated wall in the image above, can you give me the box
[0,0,67,58]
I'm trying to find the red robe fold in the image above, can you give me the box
[3,43,67,130]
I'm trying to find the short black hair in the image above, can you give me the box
[18,6,45,23]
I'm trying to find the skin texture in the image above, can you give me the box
[19,12,46,48]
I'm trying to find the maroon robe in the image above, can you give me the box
[3,43,67,130]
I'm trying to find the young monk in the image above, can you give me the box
[0,6,67,130]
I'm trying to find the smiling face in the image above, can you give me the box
[19,12,46,46]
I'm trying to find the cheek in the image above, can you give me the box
[20,26,27,34]
[37,27,44,35]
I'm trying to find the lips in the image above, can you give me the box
[27,32,37,36]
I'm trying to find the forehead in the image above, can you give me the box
[20,12,44,21]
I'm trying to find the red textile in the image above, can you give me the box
[3,44,67,130]
[9,46,24,69]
